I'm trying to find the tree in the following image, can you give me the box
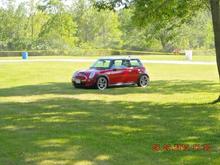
[71,4,123,49]
[118,8,213,51]
[37,0,65,14]
[118,9,160,51]
[93,9,122,48]
[95,0,220,102]
[210,0,220,102]
[38,13,78,49]
[0,0,31,50]
[37,0,78,49]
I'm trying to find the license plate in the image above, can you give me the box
[75,79,81,84]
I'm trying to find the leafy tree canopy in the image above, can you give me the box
[96,0,207,30]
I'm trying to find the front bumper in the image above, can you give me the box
[72,76,96,88]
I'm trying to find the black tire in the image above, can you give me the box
[96,76,108,90]
[73,82,78,88]
[137,75,149,87]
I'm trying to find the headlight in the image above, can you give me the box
[89,72,96,79]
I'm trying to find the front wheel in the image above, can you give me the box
[73,82,79,88]
[137,75,149,87]
[96,77,108,90]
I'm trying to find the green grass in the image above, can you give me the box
[0,54,216,61]
[0,61,219,165]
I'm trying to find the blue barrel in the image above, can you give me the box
[22,52,28,60]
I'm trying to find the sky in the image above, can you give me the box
[0,0,74,9]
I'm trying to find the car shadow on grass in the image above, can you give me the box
[0,80,219,97]
[0,96,219,165]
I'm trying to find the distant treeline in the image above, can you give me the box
[0,0,215,52]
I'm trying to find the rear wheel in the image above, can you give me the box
[96,77,108,90]
[138,75,149,87]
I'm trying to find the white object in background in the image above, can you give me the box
[185,50,192,61]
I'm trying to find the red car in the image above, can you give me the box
[72,57,150,90]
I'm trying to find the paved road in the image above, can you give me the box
[0,59,216,65]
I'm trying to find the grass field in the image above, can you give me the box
[0,59,220,165]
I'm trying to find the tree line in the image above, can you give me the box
[0,0,215,52]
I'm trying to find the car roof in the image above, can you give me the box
[98,56,140,60]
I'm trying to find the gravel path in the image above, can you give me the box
[0,59,216,65]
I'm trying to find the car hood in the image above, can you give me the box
[77,68,98,74]
[75,68,98,77]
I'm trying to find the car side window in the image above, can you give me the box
[114,60,123,67]
[111,60,126,69]
[130,59,142,67]
[122,60,130,67]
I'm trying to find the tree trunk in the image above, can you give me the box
[159,35,167,51]
[210,0,220,103]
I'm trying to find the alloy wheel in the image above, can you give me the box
[139,75,149,87]
[97,77,107,90]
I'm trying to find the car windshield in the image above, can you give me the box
[90,59,111,69]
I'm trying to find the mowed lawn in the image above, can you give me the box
[0,60,220,165]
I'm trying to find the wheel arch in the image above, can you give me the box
[138,73,149,80]
[96,74,109,85]
[137,73,150,87]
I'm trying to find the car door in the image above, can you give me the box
[125,59,141,83]
[108,59,127,85]
[120,60,133,83]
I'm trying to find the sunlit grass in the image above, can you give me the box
[0,61,219,165]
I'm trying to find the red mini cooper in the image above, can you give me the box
[72,57,150,90]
